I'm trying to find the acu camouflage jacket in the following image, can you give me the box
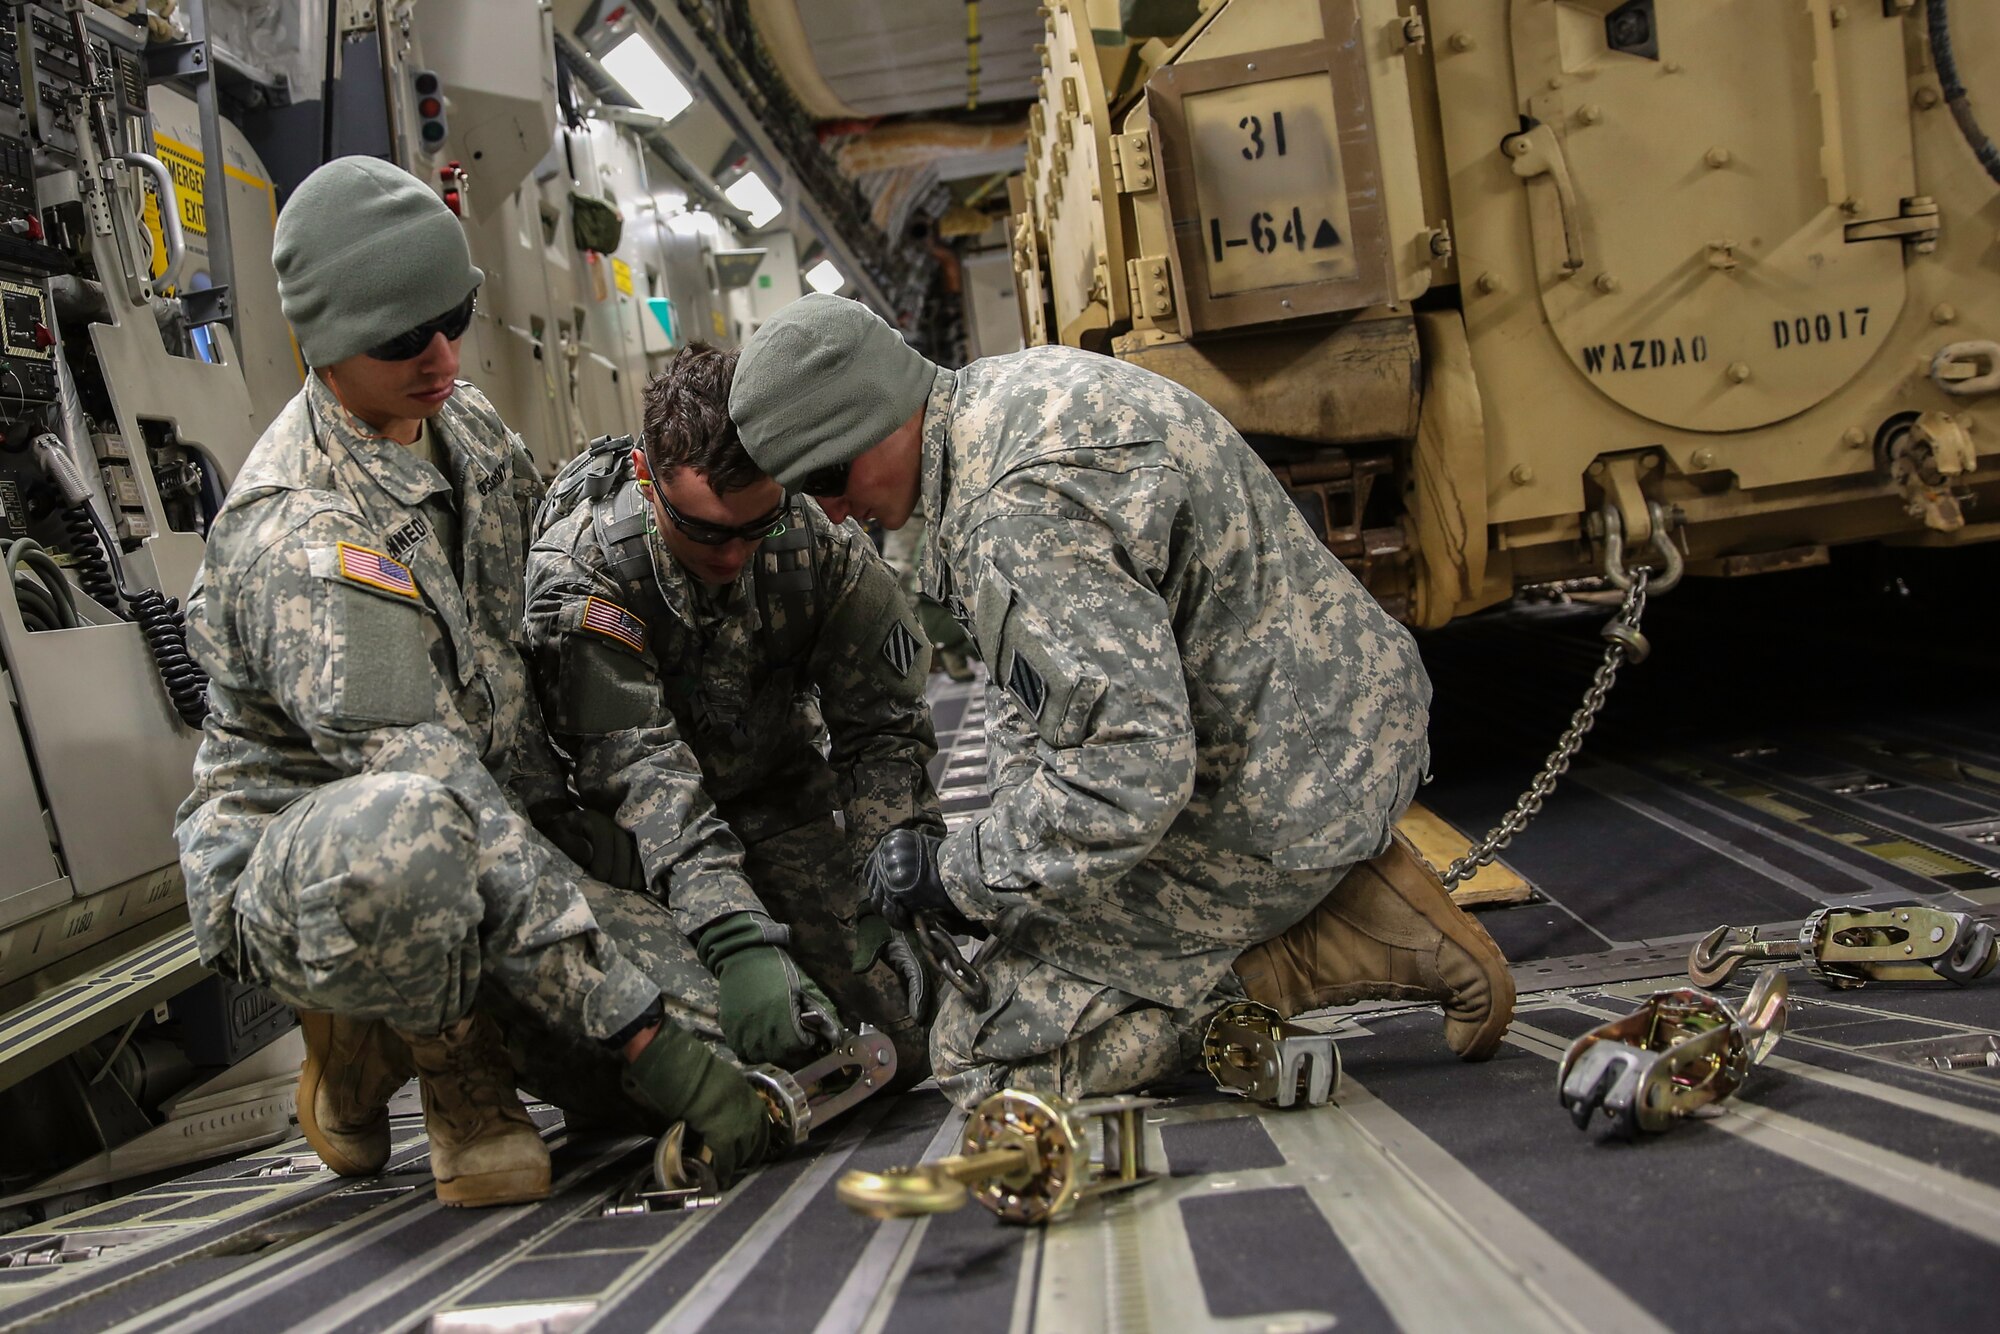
[917,346,1433,1007]
[174,375,656,1042]
[524,472,942,941]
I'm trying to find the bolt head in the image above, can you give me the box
[1705,146,1731,168]
[1449,31,1475,52]
[1577,104,1602,125]
[1843,427,1869,448]
[1727,361,1752,383]
[1475,271,1500,294]
[1933,303,1957,324]
[1692,447,1717,470]
[1510,463,1535,484]
[1594,272,1621,294]
[1915,86,1941,110]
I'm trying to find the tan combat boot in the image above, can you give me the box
[1233,832,1516,1060]
[296,1011,413,1176]
[396,1012,552,1207]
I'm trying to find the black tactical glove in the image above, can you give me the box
[852,910,936,1025]
[541,806,646,891]
[696,912,841,1068]
[620,1021,773,1187]
[862,827,982,938]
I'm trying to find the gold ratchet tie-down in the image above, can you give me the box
[837,1000,1340,1226]
[1689,905,1999,989]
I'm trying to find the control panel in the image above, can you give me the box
[0,270,58,400]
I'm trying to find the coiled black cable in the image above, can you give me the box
[128,585,207,726]
[29,431,209,727]
[58,501,120,610]
[1929,0,2000,187]
[76,502,208,727]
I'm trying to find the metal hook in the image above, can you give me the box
[914,913,990,1009]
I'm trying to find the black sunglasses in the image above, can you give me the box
[366,289,478,361]
[645,482,789,546]
[796,461,851,498]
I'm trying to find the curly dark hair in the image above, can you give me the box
[639,342,766,494]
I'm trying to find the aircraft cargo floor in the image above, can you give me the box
[4,554,1998,1333]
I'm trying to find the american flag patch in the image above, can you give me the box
[335,542,419,599]
[581,596,647,654]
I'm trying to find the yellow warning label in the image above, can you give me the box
[711,308,728,339]
[156,138,208,237]
[612,257,634,297]
[141,185,167,280]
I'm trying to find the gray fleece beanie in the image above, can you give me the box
[730,294,936,486]
[274,156,484,367]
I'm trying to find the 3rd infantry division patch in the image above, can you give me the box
[882,621,921,676]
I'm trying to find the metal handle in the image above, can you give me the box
[120,152,186,292]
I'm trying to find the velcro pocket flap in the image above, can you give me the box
[309,547,434,728]
[559,636,664,736]
[969,568,1104,749]
[295,878,361,966]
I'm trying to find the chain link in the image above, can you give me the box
[1428,569,1652,889]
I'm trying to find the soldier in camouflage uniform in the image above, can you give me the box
[175,158,774,1205]
[519,344,944,1097]
[728,295,1515,1110]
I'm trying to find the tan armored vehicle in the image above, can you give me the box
[1012,0,2000,624]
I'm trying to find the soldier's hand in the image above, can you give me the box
[852,910,936,1025]
[862,827,980,938]
[541,806,645,891]
[696,912,842,1068]
[620,1021,773,1187]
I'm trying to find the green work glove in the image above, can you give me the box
[696,911,842,1067]
[620,1022,772,1187]
[542,806,646,891]
[852,910,936,1026]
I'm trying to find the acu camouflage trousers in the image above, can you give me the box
[233,785,924,1130]
[929,850,1351,1111]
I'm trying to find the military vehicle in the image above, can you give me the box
[1011,0,2000,626]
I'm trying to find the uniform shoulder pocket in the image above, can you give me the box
[970,568,1104,749]
[309,543,435,727]
[556,634,664,736]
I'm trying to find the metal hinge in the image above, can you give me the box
[1110,131,1154,193]
[1396,11,1427,52]
[1127,255,1174,320]
[1845,195,1940,252]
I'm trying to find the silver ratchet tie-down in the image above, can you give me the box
[607,1021,900,1214]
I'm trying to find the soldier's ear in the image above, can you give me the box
[631,447,651,483]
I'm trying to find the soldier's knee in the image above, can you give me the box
[247,773,483,1031]
[927,990,983,1082]
[293,772,481,906]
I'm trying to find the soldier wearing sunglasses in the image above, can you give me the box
[518,343,945,1100]
[177,158,775,1211]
